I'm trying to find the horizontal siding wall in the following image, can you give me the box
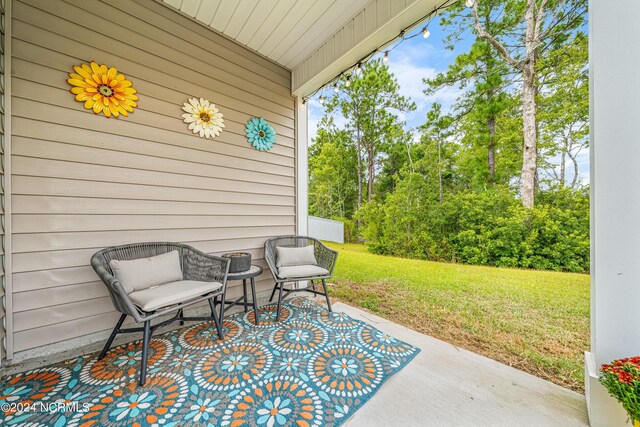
[1,0,6,362]
[10,0,295,353]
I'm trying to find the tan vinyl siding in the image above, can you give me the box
[10,0,295,353]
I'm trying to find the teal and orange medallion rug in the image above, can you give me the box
[1,298,419,426]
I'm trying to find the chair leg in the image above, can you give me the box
[210,297,218,317]
[321,279,332,312]
[276,282,284,321]
[250,277,260,325]
[219,288,227,322]
[177,308,184,326]
[268,282,279,302]
[99,313,126,360]
[209,298,224,340]
[242,279,248,313]
[139,320,151,386]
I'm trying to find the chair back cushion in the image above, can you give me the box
[276,245,317,268]
[110,250,183,293]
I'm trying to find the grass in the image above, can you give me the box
[324,242,590,393]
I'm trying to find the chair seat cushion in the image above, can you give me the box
[128,280,222,312]
[110,250,183,293]
[277,264,329,279]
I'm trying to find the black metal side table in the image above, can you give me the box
[220,265,263,325]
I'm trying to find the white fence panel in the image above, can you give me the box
[308,216,344,243]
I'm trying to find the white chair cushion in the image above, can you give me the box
[276,245,317,267]
[128,280,223,312]
[110,250,182,293]
[277,264,328,279]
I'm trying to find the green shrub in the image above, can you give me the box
[360,185,590,272]
[331,216,357,243]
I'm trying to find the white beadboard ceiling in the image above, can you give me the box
[161,0,372,70]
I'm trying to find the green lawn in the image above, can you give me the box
[325,242,590,393]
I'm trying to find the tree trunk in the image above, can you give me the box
[356,127,363,210]
[559,145,566,187]
[569,150,580,188]
[366,109,376,203]
[520,0,538,209]
[355,127,363,230]
[406,140,414,174]
[473,0,542,208]
[367,145,375,202]
[437,138,443,204]
[488,116,496,186]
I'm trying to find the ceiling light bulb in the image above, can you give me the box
[345,75,351,87]
[422,27,430,38]
[383,51,389,64]
[319,95,325,105]
[356,62,362,75]
[334,82,339,93]
[465,0,474,7]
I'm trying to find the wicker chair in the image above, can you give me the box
[264,236,338,321]
[91,242,229,386]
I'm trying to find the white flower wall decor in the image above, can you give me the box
[181,97,225,139]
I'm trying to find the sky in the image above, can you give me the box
[307,15,590,185]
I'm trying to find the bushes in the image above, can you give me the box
[330,216,357,243]
[359,185,590,272]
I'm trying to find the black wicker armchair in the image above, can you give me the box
[91,242,229,386]
[264,236,338,321]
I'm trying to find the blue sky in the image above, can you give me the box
[308,20,471,140]
[307,16,590,185]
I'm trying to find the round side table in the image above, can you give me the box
[222,265,263,325]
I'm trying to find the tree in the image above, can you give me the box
[326,59,415,208]
[308,118,358,219]
[425,4,512,188]
[420,103,455,203]
[468,0,586,207]
[377,130,415,197]
[453,92,523,191]
[538,32,588,188]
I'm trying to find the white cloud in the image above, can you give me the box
[308,42,464,143]
[307,99,348,146]
[383,46,463,129]
[307,100,322,146]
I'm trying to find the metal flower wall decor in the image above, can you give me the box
[67,61,138,118]
[181,98,225,139]
[245,117,276,151]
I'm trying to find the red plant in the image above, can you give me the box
[600,356,640,424]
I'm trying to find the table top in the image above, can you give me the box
[226,265,263,280]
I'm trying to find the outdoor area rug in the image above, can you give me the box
[0,297,419,426]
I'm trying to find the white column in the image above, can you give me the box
[295,97,309,236]
[586,0,640,425]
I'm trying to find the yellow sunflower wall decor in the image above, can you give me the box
[67,61,138,118]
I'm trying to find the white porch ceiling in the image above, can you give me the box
[161,0,445,97]
[161,0,371,70]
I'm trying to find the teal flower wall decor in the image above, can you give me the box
[245,117,276,151]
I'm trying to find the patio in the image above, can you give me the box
[0,296,588,426]
[0,297,420,426]
[0,0,637,426]
[337,301,588,426]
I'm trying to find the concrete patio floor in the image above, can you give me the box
[334,300,589,427]
[2,294,589,426]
